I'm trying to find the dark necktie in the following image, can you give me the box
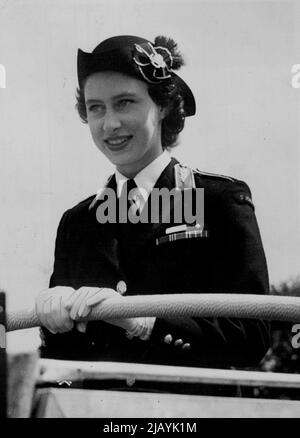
[117,179,140,259]
[119,178,139,223]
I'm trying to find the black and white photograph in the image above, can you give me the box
[1,0,300,420]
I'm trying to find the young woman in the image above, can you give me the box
[36,35,269,368]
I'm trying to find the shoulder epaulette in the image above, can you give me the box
[174,163,196,190]
[194,168,235,182]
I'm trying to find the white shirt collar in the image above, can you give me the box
[115,150,171,203]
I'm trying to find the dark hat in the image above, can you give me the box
[77,35,196,117]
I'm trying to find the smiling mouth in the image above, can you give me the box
[104,136,133,151]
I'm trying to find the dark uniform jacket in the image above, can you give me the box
[40,158,270,369]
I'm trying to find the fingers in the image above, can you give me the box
[65,287,104,315]
[69,288,91,320]
[57,296,74,332]
[43,295,57,334]
[105,316,138,332]
[78,288,106,317]
[53,289,75,333]
[46,295,74,334]
[69,287,102,320]
[106,317,155,341]
[39,295,60,334]
[36,286,75,334]
[69,287,121,322]
[86,288,119,306]
[64,289,84,310]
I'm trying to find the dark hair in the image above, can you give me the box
[75,36,186,149]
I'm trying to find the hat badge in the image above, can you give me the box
[133,42,173,84]
[149,52,165,69]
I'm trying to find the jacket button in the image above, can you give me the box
[182,343,191,351]
[116,280,127,295]
[174,339,183,347]
[126,377,135,387]
[164,334,173,344]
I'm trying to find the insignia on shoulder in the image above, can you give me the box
[194,168,235,182]
[234,193,255,210]
[174,163,196,190]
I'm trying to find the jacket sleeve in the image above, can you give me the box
[41,209,97,359]
[149,181,270,368]
[49,210,71,288]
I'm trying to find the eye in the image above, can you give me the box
[87,104,105,115]
[116,99,134,110]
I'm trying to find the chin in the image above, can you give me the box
[109,154,133,168]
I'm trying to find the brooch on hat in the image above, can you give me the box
[133,42,173,84]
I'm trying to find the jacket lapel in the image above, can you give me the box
[125,157,179,246]
[147,157,177,232]
[89,175,124,278]
[90,158,180,264]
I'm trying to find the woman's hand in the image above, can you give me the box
[35,286,76,334]
[65,286,155,339]
[65,287,121,332]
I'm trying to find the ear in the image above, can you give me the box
[158,105,168,120]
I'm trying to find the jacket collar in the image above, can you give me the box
[115,150,171,199]
[89,156,179,210]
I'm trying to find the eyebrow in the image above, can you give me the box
[85,92,137,105]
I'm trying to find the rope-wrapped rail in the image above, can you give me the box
[7,293,300,332]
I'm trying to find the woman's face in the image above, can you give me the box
[84,71,165,177]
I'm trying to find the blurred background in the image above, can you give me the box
[0,0,299,352]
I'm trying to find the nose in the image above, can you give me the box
[102,109,121,134]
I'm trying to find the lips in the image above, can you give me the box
[104,135,133,151]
